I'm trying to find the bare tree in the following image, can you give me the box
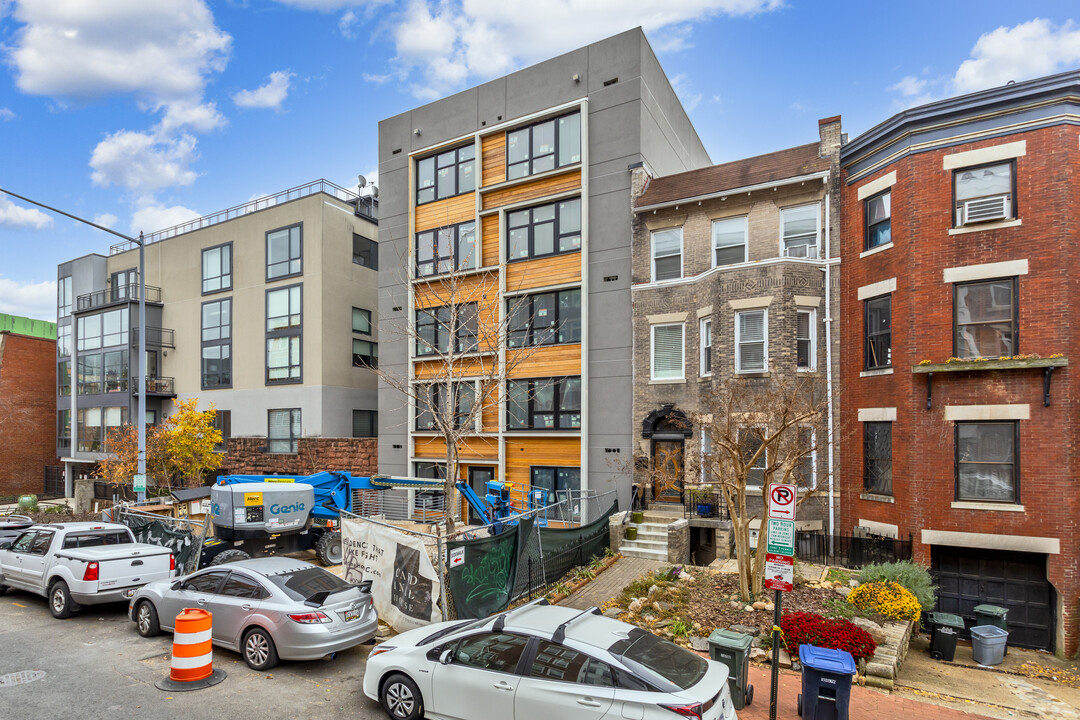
[372,224,547,533]
[696,374,833,601]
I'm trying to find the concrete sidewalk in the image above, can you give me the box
[560,556,667,610]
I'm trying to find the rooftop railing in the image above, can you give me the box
[76,283,162,311]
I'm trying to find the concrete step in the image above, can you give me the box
[642,511,683,523]
[634,522,670,533]
[620,545,668,561]
[622,538,667,551]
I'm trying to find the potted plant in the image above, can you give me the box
[631,510,644,524]
[691,487,714,518]
[625,526,638,541]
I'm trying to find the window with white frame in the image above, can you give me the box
[865,191,891,249]
[735,309,767,372]
[796,308,815,370]
[651,323,684,380]
[699,317,712,376]
[739,427,766,486]
[712,216,747,267]
[956,421,1017,502]
[651,228,682,281]
[780,204,820,258]
[954,162,1014,227]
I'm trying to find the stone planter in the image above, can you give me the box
[631,511,645,524]
[625,526,638,540]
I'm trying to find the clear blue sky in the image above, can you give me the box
[1,1,1078,320]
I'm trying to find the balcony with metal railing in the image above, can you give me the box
[132,376,176,397]
[75,283,162,312]
[131,326,175,348]
[108,179,377,254]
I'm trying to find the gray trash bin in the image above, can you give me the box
[708,629,754,710]
[970,625,1008,666]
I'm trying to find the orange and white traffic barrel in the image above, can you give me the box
[155,608,227,691]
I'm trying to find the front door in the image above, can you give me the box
[653,440,684,503]
[467,467,495,525]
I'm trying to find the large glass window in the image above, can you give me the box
[77,308,127,351]
[353,234,378,270]
[735,310,767,372]
[77,354,102,395]
[57,324,71,357]
[58,276,72,318]
[58,410,70,451]
[110,269,137,302]
[651,228,682,281]
[955,278,1016,359]
[713,216,747,267]
[651,323,684,381]
[797,309,815,370]
[865,191,891,249]
[352,339,378,368]
[506,377,580,430]
[865,296,891,369]
[266,224,302,280]
[781,203,820,258]
[507,112,580,180]
[417,144,476,205]
[529,467,581,504]
[203,298,232,389]
[954,162,1014,226]
[864,422,892,495]
[415,304,478,357]
[58,360,71,396]
[202,243,232,294]
[352,307,372,335]
[507,289,580,348]
[352,410,377,438]
[415,382,476,431]
[956,421,1017,502]
[267,286,301,383]
[507,198,581,261]
[103,350,128,392]
[212,410,231,452]
[415,221,476,277]
[268,409,301,453]
[739,428,766,486]
[77,406,126,452]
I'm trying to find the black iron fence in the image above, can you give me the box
[796,531,912,569]
[43,466,65,498]
[683,488,730,521]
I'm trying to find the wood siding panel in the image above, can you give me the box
[504,437,580,487]
[481,170,581,211]
[412,357,500,380]
[481,404,499,433]
[413,273,498,309]
[413,435,499,461]
[482,215,500,267]
[415,193,475,233]
[482,134,506,187]
[505,252,581,292]
[508,344,581,378]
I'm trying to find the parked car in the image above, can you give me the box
[0,522,175,618]
[128,557,377,670]
[0,514,34,543]
[364,599,737,720]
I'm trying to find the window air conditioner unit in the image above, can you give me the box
[785,245,819,259]
[958,195,1010,225]
[853,525,869,538]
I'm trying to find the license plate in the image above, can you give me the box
[123,588,136,599]
[344,609,360,622]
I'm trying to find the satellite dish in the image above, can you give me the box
[370,185,379,199]
[357,174,367,189]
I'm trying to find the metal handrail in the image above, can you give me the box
[76,283,162,311]
[131,326,175,348]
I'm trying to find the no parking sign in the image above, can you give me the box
[768,484,797,521]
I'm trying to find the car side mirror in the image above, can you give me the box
[439,648,453,665]
[0,541,11,550]
[171,580,183,591]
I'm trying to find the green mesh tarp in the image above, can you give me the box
[535,501,616,585]
[447,521,525,619]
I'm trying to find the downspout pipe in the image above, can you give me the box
[823,192,836,552]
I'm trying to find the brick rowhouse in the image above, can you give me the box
[839,70,1080,655]
[0,331,58,497]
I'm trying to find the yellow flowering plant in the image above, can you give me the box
[847,581,921,622]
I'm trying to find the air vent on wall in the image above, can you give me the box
[603,78,619,87]
[603,275,619,282]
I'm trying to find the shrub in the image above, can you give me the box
[847,581,921,622]
[857,561,937,614]
[781,611,877,662]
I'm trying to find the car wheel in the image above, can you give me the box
[315,530,343,565]
[0,583,8,596]
[381,673,423,720]
[243,627,279,670]
[49,580,78,619]
[136,600,161,637]
[210,549,252,566]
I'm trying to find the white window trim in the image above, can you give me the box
[797,307,816,372]
[740,426,767,490]
[942,259,1027,284]
[650,227,683,282]
[651,322,685,381]
[735,308,768,373]
[699,317,712,377]
[856,171,897,201]
[711,216,748,268]
[779,202,821,259]
[798,425,817,490]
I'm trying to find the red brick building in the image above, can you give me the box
[839,71,1080,655]
[0,328,58,498]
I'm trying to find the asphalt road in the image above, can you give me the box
[0,588,388,720]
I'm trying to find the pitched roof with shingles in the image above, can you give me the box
[634,142,830,209]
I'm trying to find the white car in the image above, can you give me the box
[363,599,737,720]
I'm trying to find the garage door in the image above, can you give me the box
[931,546,1054,651]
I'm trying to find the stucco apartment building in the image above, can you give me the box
[0,314,57,498]
[839,70,1080,654]
[627,118,843,561]
[377,28,711,511]
[56,181,380,492]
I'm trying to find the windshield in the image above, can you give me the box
[266,567,353,602]
[419,617,490,646]
[609,629,708,691]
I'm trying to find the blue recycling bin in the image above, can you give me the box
[797,645,856,720]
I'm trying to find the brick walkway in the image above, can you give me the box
[560,556,668,610]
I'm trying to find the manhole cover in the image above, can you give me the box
[0,670,46,687]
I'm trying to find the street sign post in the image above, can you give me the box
[133,474,147,493]
[766,518,795,556]
[768,483,797,520]
[765,485,797,720]
[764,553,794,593]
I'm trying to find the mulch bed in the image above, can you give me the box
[682,570,842,636]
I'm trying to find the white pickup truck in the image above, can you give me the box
[0,522,175,618]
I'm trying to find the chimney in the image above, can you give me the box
[818,115,842,159]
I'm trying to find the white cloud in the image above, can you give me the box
[668,73,702,113]
[0,195,52,229]
[383,0,783,99]
[889,75,927,97]
[157,100,226,134]
[0,277,56,321]
[130,203,201,235]
[90,130,199,192]
[953,19,1080,94]
[233,71,295,110]
[273,0,373,8]
[7,0,231,105]
[94,213,120,229]
[339,9,359,37]
[0,108,14,121]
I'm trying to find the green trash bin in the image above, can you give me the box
[974,604,1008,656]
[708,629,754,710]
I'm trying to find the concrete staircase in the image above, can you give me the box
[619,509,682,561]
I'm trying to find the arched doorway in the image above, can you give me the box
[642,405,693,504]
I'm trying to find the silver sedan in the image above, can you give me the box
[128,556,377,670]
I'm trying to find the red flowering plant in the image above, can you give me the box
[780,611,877,662]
